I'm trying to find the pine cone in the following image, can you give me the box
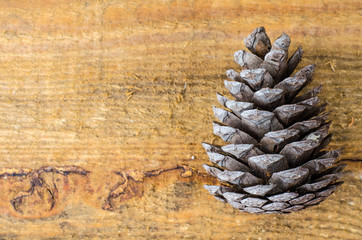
[203,27,345,214]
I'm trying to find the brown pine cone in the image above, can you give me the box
[203,26,345,214]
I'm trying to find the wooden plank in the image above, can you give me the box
[0,0,361,239]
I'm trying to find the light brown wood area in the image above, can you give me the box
[0,0,361,239]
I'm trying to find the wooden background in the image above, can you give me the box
[0,0,361,239]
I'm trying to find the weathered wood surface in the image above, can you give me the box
[0,0,361,239]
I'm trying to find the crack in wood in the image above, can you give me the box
[0,167,33,177]
[0,166,88,214]
[338,158,362,163]
[102,164,209,211]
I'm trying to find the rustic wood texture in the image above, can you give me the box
[0,0,361,239]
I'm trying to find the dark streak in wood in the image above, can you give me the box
[103,165,209,210]
[2,166,89,214]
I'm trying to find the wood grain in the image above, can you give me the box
[0,0,361,239]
